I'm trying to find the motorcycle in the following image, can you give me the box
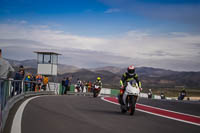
[75,84,81,92]
[178,91,186,100]
[93,85,101,97]
[148,92,152,99]
[160,93,165,99]
[118,82,140,115]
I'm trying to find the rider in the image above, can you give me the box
[148,89,153,99]
[93,77,102,89]
[76,78,82,92]
[119,65,142,103]
[178,88,186,100]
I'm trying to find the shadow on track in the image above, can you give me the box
[88,109,122,115]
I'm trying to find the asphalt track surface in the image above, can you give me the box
[17,95,200,133]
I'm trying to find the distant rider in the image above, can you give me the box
[93,77,102,89]
[76,78,82,92]
[178,88,186,100]
[119,65,142,103]
[148,89,152,99]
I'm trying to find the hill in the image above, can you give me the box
[7,58,79,74]
[59,69,120,89]
[6,58,200,89]
[91,66,121,74]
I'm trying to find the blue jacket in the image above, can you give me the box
[14,72,24,80]
[65,79,69,86]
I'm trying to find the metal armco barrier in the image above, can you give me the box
[0,78,55,133]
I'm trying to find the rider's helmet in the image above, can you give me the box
[97,77,101,81]
[127,65,135,76]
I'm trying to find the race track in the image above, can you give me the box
[13,95,200,133]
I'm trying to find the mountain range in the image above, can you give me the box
[6,58,200,90]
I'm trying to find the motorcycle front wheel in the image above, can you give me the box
[93,90,97,97]
[129,96,137,115]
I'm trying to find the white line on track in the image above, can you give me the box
[136,103,200,118]
[11,96,41,133]
[101,97,200,126]
[136,108,200,126]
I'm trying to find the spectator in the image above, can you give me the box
[24,73,32,92]
[81,80,85,92]
[42,76,49,91]
[64,77,69,94]
[36,74,43,92]
[32,75,36,92]
[19,65,25,77]
[61,77,66,95]
[14,70,24,95]
[88,81,92,92]
[0,49,14,109]
[0,49,14,79]
[68,76,72,92]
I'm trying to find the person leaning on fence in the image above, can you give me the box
[24,73,33,92]
[31,75,37,92]
[14,69,24,95]
[0,49,14,109]
[19,65,25,77]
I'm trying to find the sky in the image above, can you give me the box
[0,0,200,71]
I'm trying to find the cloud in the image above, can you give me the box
[140,50,180,57]
[1,45,131,68]
[19,20,27,24]
[0,24,108,50]
[100,0,200,28]
[58,48,132,68]
[104,8,120,13]
[1,23,200,71]
[98,31,200,60]
[0,39,47,48]
[191,43,200,48]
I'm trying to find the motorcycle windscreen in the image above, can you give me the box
[126,82,140,95]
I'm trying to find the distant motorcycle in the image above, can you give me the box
[118,82,140,115]
[75,84,81,92]
[148,91,152,99]
[93,85,101,97]
[160,93,165,99]
[178,91,186,100]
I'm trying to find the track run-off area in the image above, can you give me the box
[9,95,200,133]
